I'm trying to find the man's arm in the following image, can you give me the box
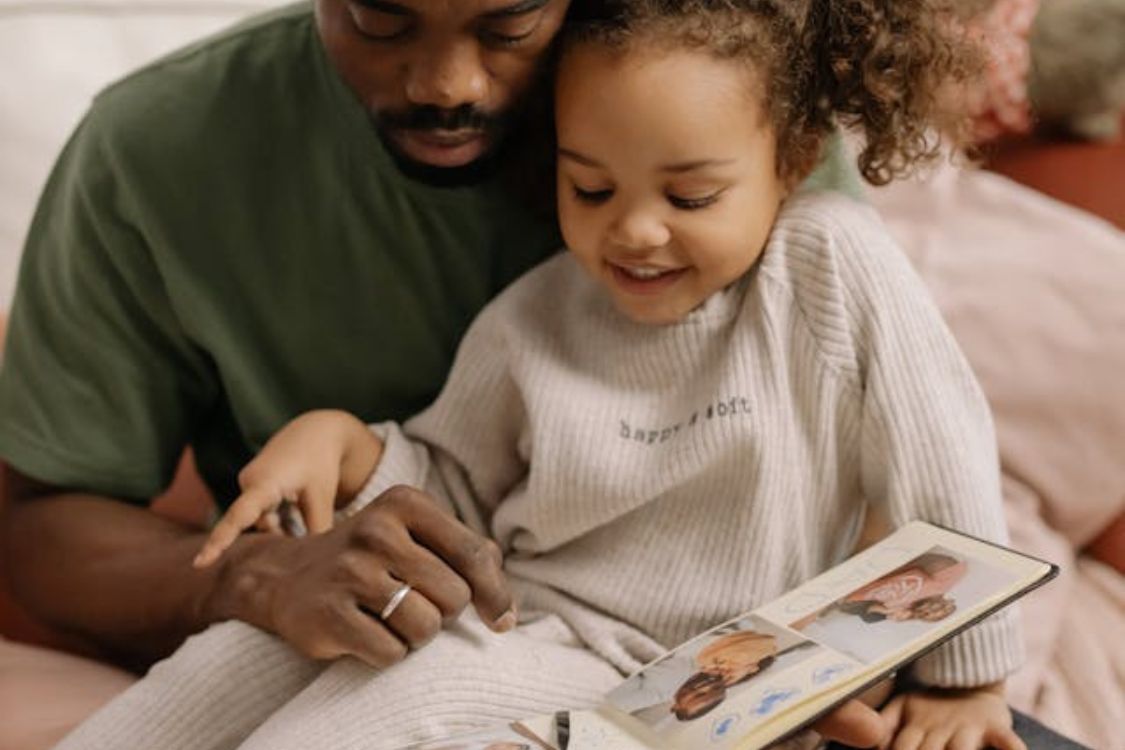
[1,464,224,668]
[1,463,516,671]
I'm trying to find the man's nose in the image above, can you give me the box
[609,204,671,252]
[404,41,488,111]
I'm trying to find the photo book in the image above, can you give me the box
[400,521,1057,750]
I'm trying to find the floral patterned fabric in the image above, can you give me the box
[968,0,1040,140]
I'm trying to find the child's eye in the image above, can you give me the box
[667,191,723,210]
[573,186,614,205]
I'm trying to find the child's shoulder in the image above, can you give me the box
[766,190,892,264]
[466,250,589,334]
[485,250,583,310]
[754,190,935,375]
[759,190,916,301]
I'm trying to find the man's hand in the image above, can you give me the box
[210,484,517,669]
[2,465,512,670]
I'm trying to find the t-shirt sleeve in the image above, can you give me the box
[344,301,527,535]
[0,106,216,501]
[844,213,1024,687]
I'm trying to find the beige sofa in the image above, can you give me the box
[867,165,1125,749]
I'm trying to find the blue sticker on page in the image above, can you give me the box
[752,687,800,716]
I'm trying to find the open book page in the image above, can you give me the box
[597,522,1054,750]
[399,523,1054,750]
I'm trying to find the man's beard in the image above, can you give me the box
[372,104,510,188]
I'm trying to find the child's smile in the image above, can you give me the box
[554,43,789,325]
[608,262,689,295]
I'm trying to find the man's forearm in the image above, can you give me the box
[2,490,234,669]
[3,464,520,672]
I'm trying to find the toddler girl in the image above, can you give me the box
[193,1,1025,747]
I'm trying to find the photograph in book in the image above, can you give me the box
[788,546,1020,664]
[606,615,824,739]
[399,716,559,750]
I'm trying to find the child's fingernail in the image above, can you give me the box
[492,607,518,633]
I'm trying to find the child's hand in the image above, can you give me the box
[878,682,1026,750]
[192,410,382,568]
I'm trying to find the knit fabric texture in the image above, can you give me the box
[355,190,1025,688]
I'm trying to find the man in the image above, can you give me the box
[1,0,566,674]
[0,1,1082,748]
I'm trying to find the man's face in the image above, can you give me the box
[316,0,570,181]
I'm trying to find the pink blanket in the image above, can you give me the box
[869,165,1125,749]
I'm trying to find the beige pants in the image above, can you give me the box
[52,614,622,750]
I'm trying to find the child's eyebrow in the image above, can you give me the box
[558,149,736,173]
[659,159,736,173]
[351,0,550,16]
[557,148,602,167]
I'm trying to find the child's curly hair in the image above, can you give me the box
[563,0,986,186]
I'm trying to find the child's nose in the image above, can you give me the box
[608,206,671,252]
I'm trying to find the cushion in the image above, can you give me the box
[985,119,1125,231]
[868,164,1125,748]
[868,163,1125,548]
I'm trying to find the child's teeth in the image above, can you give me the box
[624,267,665,279]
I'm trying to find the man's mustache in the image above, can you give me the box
[378,104,501,133]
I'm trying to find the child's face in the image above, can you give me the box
[555,44,787,325]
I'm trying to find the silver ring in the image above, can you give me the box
[379,583,412,620]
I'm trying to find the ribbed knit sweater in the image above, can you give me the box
[356,190,1023,688]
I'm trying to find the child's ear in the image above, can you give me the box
[780,140,824,194]
[780,167,809,197]
[781,172,803,196]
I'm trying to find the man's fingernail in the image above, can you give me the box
[492,608,518,633]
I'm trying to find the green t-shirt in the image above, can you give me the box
[0,4,561,504]
[0,3,862,507]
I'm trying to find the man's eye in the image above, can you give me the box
[348,5,411,41]
[667,191,723,210]
[480,29,536,47]
[573,186,613,205]
[479,15,542,47]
